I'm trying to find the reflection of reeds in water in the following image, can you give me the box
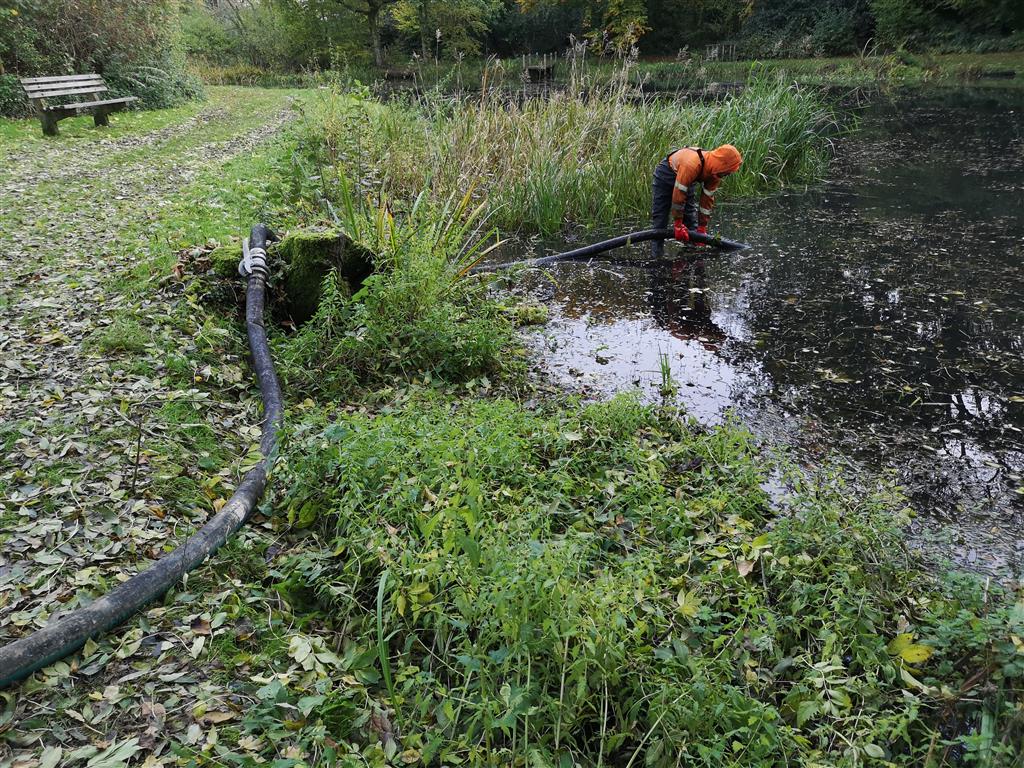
[300,61,836,235]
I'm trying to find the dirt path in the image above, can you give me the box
[0,89,301,761]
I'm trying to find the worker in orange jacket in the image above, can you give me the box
[650,144,743,257]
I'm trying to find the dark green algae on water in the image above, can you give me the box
[510,87,1024,578]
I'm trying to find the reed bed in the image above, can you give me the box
[297,67,836,234]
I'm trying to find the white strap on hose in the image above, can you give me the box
[238,237,251,277]
[238,238,269,279]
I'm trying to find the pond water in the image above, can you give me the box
[503,88,1024,577]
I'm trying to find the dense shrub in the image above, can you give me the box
[177,0,373,73]
[0,73,28,117]
[0,0,202,116]
[105,64,203,111]
[870,0,1024,51]
[179,3,237,64]
[870,0,941,48]
[0,1,53,74]
[738,0,873,58]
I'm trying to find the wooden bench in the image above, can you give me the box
[20,74,137,136]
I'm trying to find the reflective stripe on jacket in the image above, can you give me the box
[668,147,720,228]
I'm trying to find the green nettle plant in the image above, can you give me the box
[270,394,1024,766]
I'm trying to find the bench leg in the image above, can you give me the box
[94,109,110,128]
[40,112,59,137]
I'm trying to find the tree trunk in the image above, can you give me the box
[418,1,429,59]
[368,6,384,66]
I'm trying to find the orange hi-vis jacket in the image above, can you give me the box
[668,147,719,228]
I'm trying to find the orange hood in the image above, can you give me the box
[704,144,743,179]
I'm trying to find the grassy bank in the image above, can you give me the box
[292,72,835,235]
[4,82,1023,767]
[568,51,1024,91]
[255,74,1024,762]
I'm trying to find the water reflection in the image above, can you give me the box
[648,256,727,349]
[510,88,1024,577]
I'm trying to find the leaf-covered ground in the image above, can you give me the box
[0,87,308,766]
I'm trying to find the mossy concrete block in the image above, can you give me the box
[208,245,241,278]
[275,229,373,323]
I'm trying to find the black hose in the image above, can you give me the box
[470,227,748,274]
[0,224,284,689]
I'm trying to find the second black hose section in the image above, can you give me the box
[0,224,283,689]
[470,227,748,274]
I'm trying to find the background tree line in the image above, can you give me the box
[0,0,1020,113]
[177,0,1022,69]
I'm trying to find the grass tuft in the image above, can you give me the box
[278,183,515,398]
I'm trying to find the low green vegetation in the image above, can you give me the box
[549,51,1023,91]
[684,50,1024,89]
[237,71,1023,763]
[280,189,515,398]
[0,98,199,146]
[262,390,1024,765]
[84,312,152,355]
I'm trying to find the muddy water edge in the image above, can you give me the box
[500,87,1024,578]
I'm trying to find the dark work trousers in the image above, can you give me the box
[651,158,699,257]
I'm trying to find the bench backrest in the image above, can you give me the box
[20,74,107,107]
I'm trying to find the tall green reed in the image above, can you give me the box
[297,66,836,235]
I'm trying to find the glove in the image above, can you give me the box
[674,219,689,242]
[694,225,707,247]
